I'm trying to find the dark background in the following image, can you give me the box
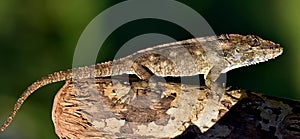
[0,1,298,138]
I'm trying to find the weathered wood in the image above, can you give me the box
[52,77,300,139]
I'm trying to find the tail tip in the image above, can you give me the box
[0,124,7,131]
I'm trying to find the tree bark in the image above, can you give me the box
[52,77,300,139]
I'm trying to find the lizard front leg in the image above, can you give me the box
[204,65,226,101]
[193,63,227,133]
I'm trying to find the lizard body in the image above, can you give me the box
[0,34,283,131]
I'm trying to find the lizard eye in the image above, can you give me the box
[232,49,241,59]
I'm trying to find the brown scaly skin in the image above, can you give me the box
[1,34,283,131]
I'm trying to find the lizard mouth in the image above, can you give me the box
[264,46,283,61]
[246,47,283,66]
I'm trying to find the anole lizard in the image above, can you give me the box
[0,34,283,131]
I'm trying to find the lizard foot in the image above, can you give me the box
[114,89,136,105]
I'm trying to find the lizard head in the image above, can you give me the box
[220,34,283,68]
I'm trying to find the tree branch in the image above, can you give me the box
[52,77,300,139]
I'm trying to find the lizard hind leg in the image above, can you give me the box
[113,62,153,105]
[131,62,152,80]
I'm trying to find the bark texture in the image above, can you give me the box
[52,77,300,139]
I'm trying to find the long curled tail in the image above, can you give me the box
[0,61,120,131]
[0,69,73,131]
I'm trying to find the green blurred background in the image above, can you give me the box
[0,0,299,138]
